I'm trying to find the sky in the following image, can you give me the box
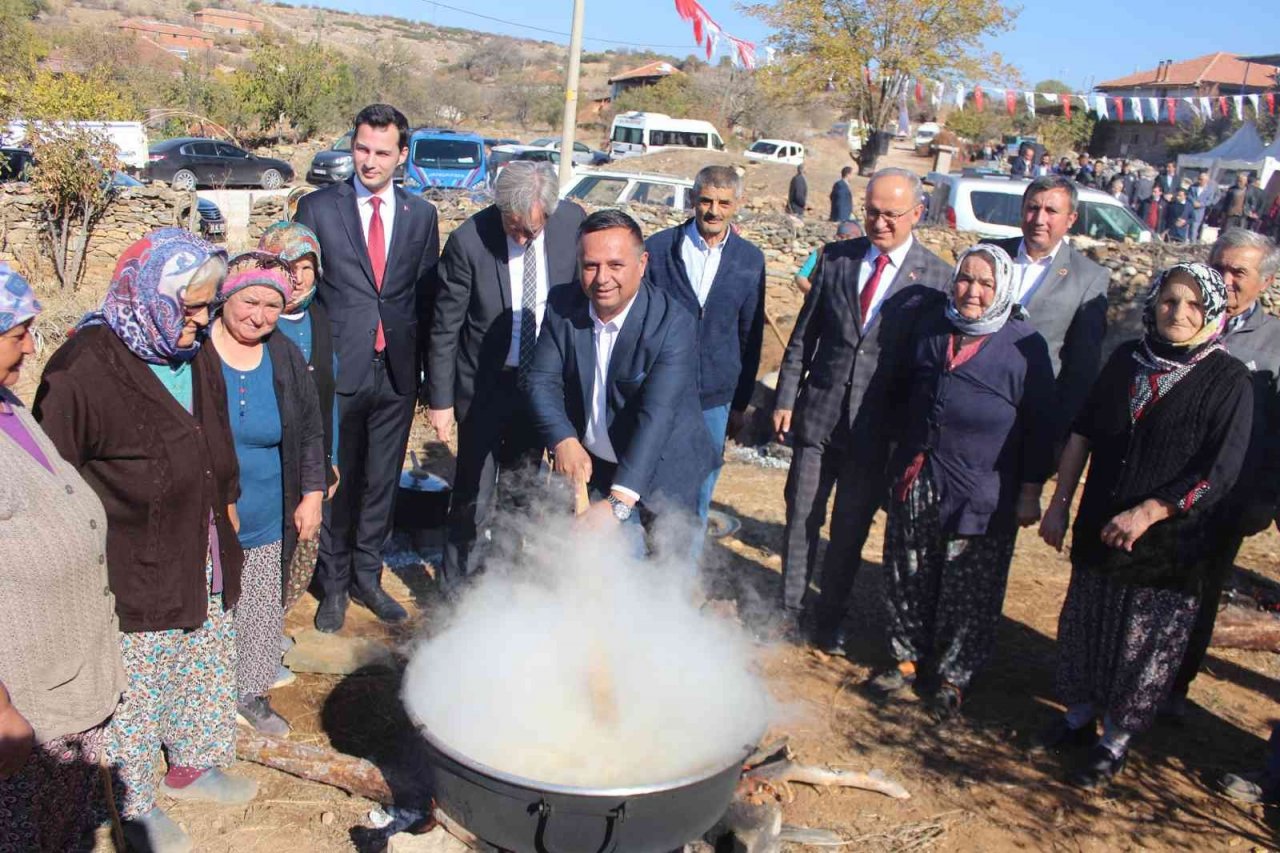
[297,0,1279,90]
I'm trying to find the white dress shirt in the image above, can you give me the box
[582,295,640,502]
[1012,238,1065,305]
[680,219,729,308]
[352,178,395,259]
[856,235,915,330]
[504,231,548,368]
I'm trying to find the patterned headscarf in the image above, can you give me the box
[0,262,41,335]
[945,244,1022,336]
[257,221,322,311]
[217,267,293,306]
[1130,262,1228,423]
[78,228,227,365]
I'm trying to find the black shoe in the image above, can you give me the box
[1068,744,1127,789]
[812,617,849,657]
[1031,716,1097,754]
[867,664,916,697]
[315,592,348,634]
[352,585,408,624]
[930,682,963,721]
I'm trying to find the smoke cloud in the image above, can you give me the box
[402,485,770,789]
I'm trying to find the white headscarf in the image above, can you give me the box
[945,244,1021,336]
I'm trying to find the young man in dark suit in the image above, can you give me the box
[773,168,952,651]
[644,165,765,543]
[982,176,1109,442]
[294,104,440,632]
[426,162,585,590]
[522,209,715,546]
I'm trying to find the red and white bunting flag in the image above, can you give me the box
[915,80,924,105]
[1005,89,1016,116]
[1199,96,1212,116]
[1114,98,1124,121]
[1167,97,1178,124]
[1130,97,1143,122]
[1062,93,1071,119]
[1232,95,1244,120]
[672,0,753,69]
[974,86,984,111]
[1268,93,1277,115]
[1024,91,1036,116]
[1095,94,1109,119]
[1147,97,1159,121]
[954,84,966,109]
[1248,93,1260,117]
[1219,96,1229,117]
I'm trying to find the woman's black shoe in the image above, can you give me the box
[1068,744,1127,789]
[930,682,963,721]
[1030,716,1097,754]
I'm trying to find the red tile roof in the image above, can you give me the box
[1097,52,1279,91]
[608,60,682,84]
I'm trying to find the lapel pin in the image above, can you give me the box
[908,270,918,281]
[1058,268,1068,277]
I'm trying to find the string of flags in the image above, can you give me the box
[672,0,765,69]
[906,77,1279,124]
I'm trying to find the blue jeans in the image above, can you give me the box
[693,404,730,559]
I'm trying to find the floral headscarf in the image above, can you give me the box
[0,262,41,335]
[1130,262,1228,423]
[79,228,227,364]
[257,221,322,311]
[945,244,1022,336]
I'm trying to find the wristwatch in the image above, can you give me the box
[606,493,633,522]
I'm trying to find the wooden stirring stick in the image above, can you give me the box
[575,477,619,727]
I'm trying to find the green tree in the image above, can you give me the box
[610,75,706,119]
[18,69,136,120]
[746,0,1019,171]
[241,37,358,141]
[0,0,43,113]
[25,125,118,290]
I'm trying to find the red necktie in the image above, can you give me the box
[367,196,387,352]
[1146,202,1159,228]
[859,252,891,323]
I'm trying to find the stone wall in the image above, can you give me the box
[0,184,199,289]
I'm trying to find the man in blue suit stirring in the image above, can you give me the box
[523,209,715,547]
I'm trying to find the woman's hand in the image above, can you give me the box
[0,683,34,781]
[1016,483,1043,527]
[327,465,340,501]
[1101,499,1174,552]
[294,492,324,542]
[1039,498,1070,552]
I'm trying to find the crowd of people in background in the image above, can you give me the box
[4,101,1280,851]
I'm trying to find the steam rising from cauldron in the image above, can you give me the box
[402,489,770,788]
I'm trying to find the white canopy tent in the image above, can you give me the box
[1177,121,1278,186]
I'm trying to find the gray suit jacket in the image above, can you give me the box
[1222,306,1280,510]
[426,202,585,424]
[776,235,951,450]
[986,237,1109,437]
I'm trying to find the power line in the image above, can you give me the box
[417,0,700,50]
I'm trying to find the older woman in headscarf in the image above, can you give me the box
[0,263,127,851]
[1038,262,1252,788]
[869,245,1055,719]
[34,229,256,852]
[210,265,325,737]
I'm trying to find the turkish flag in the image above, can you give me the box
[915,81,923,104]
[1005,89,1016,116]
[1219,96,1229,117]
[1268,93,1276,115]
[974,86,984,111]
[1114,98,1124,121]
[1062,93,1071,120]
[1166,97,1177,124]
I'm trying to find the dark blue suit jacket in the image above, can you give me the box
[644,223,765,412]
[295,179,440,395]
[522,281,715,512]
[829,180,853,222]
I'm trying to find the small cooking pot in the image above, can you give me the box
[395,470,451,533]
[420,727,757,853]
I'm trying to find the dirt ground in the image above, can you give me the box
[141,440,1280,852]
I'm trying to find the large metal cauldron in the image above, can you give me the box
[420,727,757,853]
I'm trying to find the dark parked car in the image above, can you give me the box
[0,147,34,182]
[145,137,294,190]
[112,172,225,242]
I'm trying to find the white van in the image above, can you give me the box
[913,122,941,149]
[608,112,726,160]
[2,121,150,171]
[744,139,805,166]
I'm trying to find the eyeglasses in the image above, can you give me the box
[862,203,921,222]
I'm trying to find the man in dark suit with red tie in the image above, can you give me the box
[773,168,951,652]
[295,104,440,632]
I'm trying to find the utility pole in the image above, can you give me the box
[558,0,585,189]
